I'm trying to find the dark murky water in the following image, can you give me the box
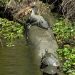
[0,39,41,75]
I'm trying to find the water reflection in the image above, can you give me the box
[0,39,41,75]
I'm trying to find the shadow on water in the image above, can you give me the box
[0,39,42,75]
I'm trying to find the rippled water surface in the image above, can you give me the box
[0,39,41,75]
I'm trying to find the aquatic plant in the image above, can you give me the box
[53,18,75,75]
[0,18,24,47]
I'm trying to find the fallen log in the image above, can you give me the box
[27,25,64,75]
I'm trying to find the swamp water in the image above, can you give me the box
[0,39,42,75]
